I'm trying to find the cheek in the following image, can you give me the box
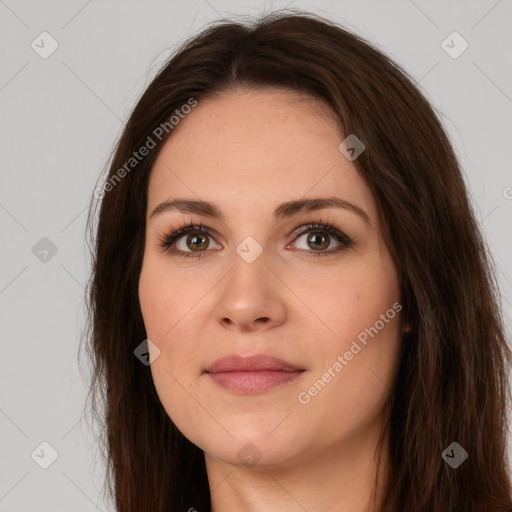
[139,259,165,335]
[139,265,201,433]
[138,258,203,341]
[294,254,402,420]
[294,253,401,350]
[138,257,209,395]
[138,261,200,403]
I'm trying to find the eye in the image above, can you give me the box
[288,222,354,257]
[157,219,354,259]
[157,221,220,259]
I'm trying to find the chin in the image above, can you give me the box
[198,428,305,469]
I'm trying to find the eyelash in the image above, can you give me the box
[156,218,355,259]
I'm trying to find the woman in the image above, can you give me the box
[83,9,512,512]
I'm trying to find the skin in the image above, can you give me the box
[138,88,410,511]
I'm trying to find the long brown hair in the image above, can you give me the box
[81,9,512,511]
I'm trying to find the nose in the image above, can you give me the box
[213,251,287,333]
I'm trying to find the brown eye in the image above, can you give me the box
[292,223,353,256]
[159,221,353,259]
[181,232,210,252]
[305,231,330,251]
[159,223,221,258]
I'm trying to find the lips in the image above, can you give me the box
[204,354,305,393]
[205,353,303,373]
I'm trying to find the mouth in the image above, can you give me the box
[204,353,305,394]
[206,369,304,393]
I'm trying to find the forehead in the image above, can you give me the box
[147,88,376,221]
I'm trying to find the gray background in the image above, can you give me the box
[1,0,511,510]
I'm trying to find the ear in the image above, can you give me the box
[401,323,412,337]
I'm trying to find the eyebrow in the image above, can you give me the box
[150,196,371,227]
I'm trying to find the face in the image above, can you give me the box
[138,88,406,469]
